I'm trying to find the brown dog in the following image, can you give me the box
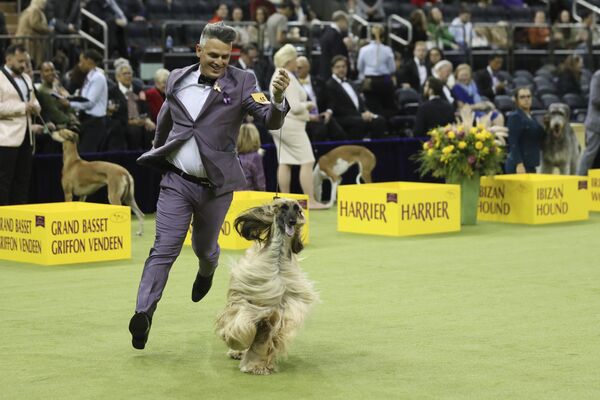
[56,130,145,235]
[312,145,376,207]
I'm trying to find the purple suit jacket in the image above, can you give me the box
[137,63,288,196]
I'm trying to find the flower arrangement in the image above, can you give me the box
[417,123,505,181]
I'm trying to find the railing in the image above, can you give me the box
[350,14,371,40]
[572,0,600,22]
[0,33,83,65]
[387,14,412,47]
[80,8,109,65]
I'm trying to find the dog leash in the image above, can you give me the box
[273,69,288,201]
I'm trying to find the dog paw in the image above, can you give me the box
[240,364,276,375]
[227,349,245,360]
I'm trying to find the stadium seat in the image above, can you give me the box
[395,87,421,115]
[533,75,553,87]
[512,76,532,87]
[562,93,588,121]
[535,83,558,96]
[513,70,534,81]
[540,93,561,109]
[494,95,515,114]
[125,21,153,49]
[531,96,544,110]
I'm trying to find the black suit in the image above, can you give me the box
[473,68,504,101]
[413,97,455,137]
[106,80,150,151]
[399,59,427,92]
[319,26,349,79]
[301,75,345,141]
[325,77,386,139]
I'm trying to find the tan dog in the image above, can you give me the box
[313,145,376,207]
[56,130,145,235]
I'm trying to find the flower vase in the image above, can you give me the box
[447,174,480,225]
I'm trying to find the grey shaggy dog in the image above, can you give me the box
[541,103,581,175]
[216,198,318,375]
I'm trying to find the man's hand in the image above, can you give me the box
[305,101,316,112]
[143,118,156,132]
[25,101,39,115]
[309,114,320,122]
[322,110,332,124]
[31,124,45,135]
[271,68,290,104]
[361,111,374,122]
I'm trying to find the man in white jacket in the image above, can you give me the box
[0,44,41,205]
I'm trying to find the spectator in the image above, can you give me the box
[121,0,146,21]
[266,0,293,52]
[473,53,506,101]
[68,49,108,153]
[296,56,345,141]
[247,5,269,51]
[236,123,266,191]
[85,0,128,58]
[427,7,458,50]
[557,54,583,96]
[576,69,600,175]
[0,11,8,56]
[452,63,503,126]
[232,44,262,91]
[290,0,314,24]
[36,61,78,131]
[356,0,385,22]
[319,11,350,79]
[112,63,155,150]
[399,41,428,92]
[0,44,41,205]
[231,6,251,47]
[250,0,275,21]
[552,9,572,48]
[15,0,52,68]
[528,11,550,48]
[393,51,404,86]
[432,59,454,104]
[505,87,545,173]
[426,47,444,75]
[357,24,396,118]
[46,0,80,33]
[325,55,386,140]
[449,6,473,49]
[145,68,169,123]
[413,77,455,137]
[208,3,229,23]
[409,9,429,51]
[269,44,327,209]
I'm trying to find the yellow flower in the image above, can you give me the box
[423,142,430,150]
[481,146,490,155]
[477,124,484,130]
[475,141,484,150]
[458,141,467,149]
[434,140,440,148]
[470,127,477,134]
[447,131,456,139]
[475,132,486,141]
[442,145,455,155]
[427,148,434,156]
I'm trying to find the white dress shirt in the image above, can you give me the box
[332,74,359,110]
[299,75,318,114]
[415,57,427,86]
[70,67,108,117]
[487,66,499,94]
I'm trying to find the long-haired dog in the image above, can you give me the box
[54,130,145,235]
[216,198,318,375]
[313,145,376,207]
[541,103,580,175]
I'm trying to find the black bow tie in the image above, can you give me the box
[198,74,216,86]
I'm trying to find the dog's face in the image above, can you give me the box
[234,198,306,254]
[545,103,570,139]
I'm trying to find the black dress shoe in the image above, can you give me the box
[191,272,214,302]
[129,312,152,350]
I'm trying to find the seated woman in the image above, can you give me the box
[451,63,504,126]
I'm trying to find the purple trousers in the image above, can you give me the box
[135,171,233,316]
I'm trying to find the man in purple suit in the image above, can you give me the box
[129,22,290,350]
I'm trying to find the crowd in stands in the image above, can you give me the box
[0,0,597,156]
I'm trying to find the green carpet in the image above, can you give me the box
[1,209,599,399]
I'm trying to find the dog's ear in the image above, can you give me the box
[561,104,571,120]
[234,205,274,243]
[291,229,304,254]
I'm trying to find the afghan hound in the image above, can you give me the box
[216,198,318,375]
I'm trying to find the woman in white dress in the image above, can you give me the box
[270,44,327,209]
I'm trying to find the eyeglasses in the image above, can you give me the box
[518,95,532,99]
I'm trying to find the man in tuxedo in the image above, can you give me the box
[413,77,456,137]
[319,11,350,79]
[232,44,261,91]
[129,22,290,350]
[474,54,506,101]
[325,55,386,140]
[296,56,345,141]
[0,44,41,205]
[398,41,428,91]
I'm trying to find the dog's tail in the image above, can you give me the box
[122,174,145,236]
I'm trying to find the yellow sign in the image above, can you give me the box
[478,174,589,224]
[0,202,131,265]
[184,191,309,250]
[337,182,461,237]
[251,92,270,104]
[589,169,600,212]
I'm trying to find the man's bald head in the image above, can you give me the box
[296,56,310,79]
